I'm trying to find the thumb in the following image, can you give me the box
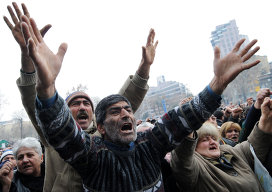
[214,46,220,62]
[57,43,68,63]
[142,46,146,58]
[40,24,52,38]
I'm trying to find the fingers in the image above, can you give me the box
[27,38,36,61]
[261,97,271,110]
[40,24,52,38]
[57,43,68,63]
[21,3,30,18]
[241,60,260,71]
[21,15,38,45]
[242,46,260,62]
[213,46,220,61]
[12,2,23,22]
[232,38,246,53]
[154,40,159,50]
[20,21,33,50]
[29,18,43,43]
[239,39,258,57]
[3,16,13,30]
[146,28,155,46]
[7,5,18,25]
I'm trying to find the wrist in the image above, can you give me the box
[37,85,56,100]
[209,77,227,95]
[136,59,150,79]
[21,54,35,73]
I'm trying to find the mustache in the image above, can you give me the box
[77,110,89,118]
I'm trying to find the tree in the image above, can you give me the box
[65,84,88,98]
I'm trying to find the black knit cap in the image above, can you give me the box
[95,94,132,125]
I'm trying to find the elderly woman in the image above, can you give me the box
[171,97,272,192]
[219,121,241,146]
[0,137,44,192]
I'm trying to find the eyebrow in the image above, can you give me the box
[108,105,131,111]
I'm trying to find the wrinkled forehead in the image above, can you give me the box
[107,101,131,111]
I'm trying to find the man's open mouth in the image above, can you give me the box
[121,123,133,133]
[77,114,88,120]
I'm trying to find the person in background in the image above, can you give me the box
[239,88,272,177]
[213,109,224,127]
[219,121,241,146]
[0,150,16,169]
[0,137,44,192]
[171,100,272,191]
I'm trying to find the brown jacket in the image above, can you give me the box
[171,124,271,192]
[16,71,148,192]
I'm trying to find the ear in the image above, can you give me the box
[97,124,106,135]
[41,154,44,162]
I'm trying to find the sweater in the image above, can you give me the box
[35,86,221,191]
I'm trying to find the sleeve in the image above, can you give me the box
[239,106,261,142]
[16,71,48,146]
[35,93,92,179]
[233,123,272,169]
[118,72,149,112]
[247,124,272,163]
[149,86,221,154]
[170,135,200,189]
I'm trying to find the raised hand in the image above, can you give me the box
[3,2,51,72]
[254,88,272,109]
[137,28,158,79]
[259,97,272,133]
[20,15,67,99]
[0,161,14,191]
[210,39,260,95]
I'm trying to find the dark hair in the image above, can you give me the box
[95,94,132,125]
[213,110,224,119]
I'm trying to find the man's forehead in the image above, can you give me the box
[72,97,90,102]
[107,101,130,109]
[3,154,14,158]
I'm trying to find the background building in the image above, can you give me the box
[134,75,192,120]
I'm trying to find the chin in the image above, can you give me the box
[120,134,137,144]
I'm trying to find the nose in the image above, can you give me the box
[22,156,29,163]
[79,102,87,110]
[209,137,216,144]
[120,108,130,119]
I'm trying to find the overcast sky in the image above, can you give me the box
[0,0,272,121]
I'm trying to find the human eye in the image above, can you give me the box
[71,101,80,106]
[17,155,23,160]
[125,107,132,113]
[83,101,91,106]
[110,109,120,115]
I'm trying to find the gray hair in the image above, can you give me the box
[197,121,220,142]
[12,137,42,159]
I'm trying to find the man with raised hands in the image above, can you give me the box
[20,10,260,192]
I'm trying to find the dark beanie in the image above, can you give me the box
[213,110,224,119]
[65,91,94,111]
[95,94,131,125]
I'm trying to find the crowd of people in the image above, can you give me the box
[0,2,271,192]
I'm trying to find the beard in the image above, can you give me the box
[103,118,137,145]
